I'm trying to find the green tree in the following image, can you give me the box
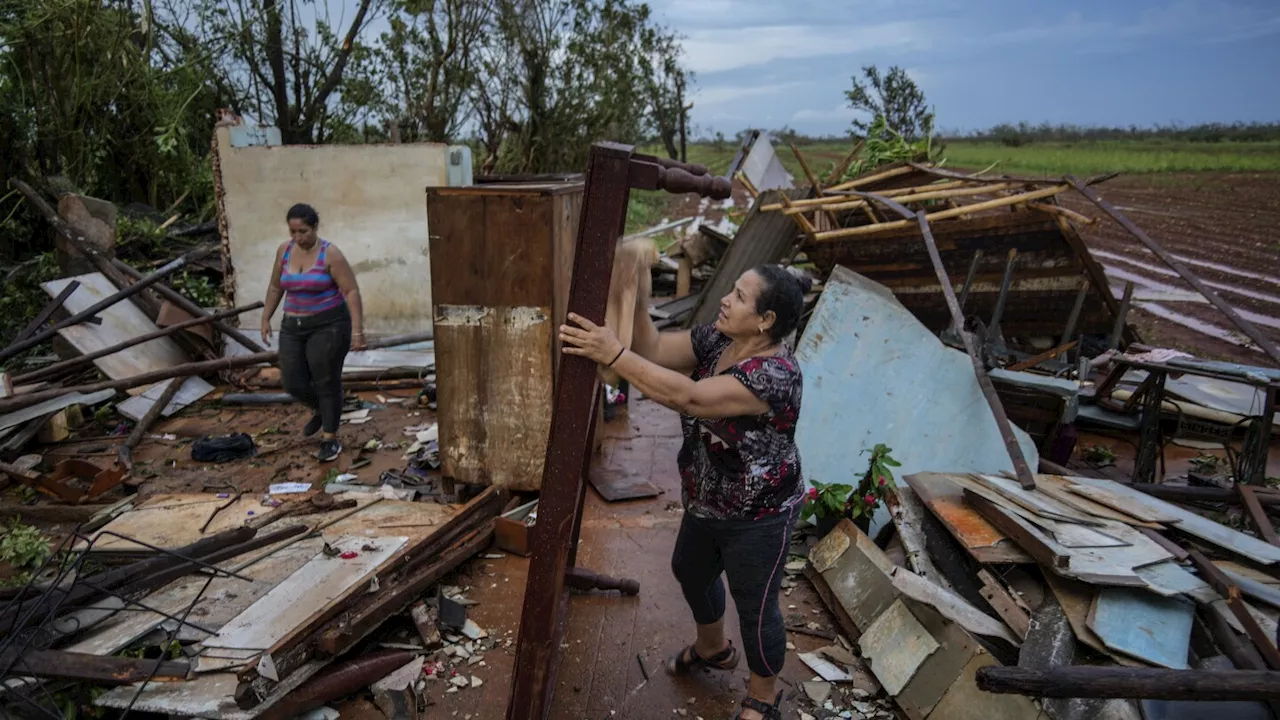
[167,0,384,144]
[845,64,934,142]
[376,0,491,143]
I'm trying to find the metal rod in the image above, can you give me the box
[11,281,80,345]
[1109,281,1134,351]
[112,258,265,354]
[1067,176,1280,365]
[0,255,193,363]
[956,250,984,317]
[989,248,1018,334]
[842,189,1038,489]
[1061,278,1091,347]
[14,302,263,385]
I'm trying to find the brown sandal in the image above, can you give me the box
[665,640,739,675]
[735,690,783,719]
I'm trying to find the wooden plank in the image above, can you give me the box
[905,473,1033,564]
[857,599,940,696]
[0,649,189,684]
[434,306,554,491]
[886,486,954,590]
[203,534,408,651]
[1086,587,1194,669]
[1065,484,1181,524]
[1030,474,1161,528]
[79,494,277,552]
[1041,573,1144,666]
[1068,476,1280,566]
[1237,484,1280,547]
[975,474,1105,526]
[1187,549,1280,670]
[977,570,1031,640]
[889,566,1020,645]
[40,273,191,392]
[507,142,632,720]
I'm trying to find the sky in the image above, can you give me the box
[646,0,1280,137]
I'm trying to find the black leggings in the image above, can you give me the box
[278,304,351,433]
[670,505,795,677]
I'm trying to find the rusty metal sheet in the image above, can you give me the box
[905,473,1033,564]
[858,599,940,696]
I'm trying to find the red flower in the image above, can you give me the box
[864,494,877,506]
[807,487,819,500]
[878,476,887,486]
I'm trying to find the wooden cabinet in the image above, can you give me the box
[427,182,586,491]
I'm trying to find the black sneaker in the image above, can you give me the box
[302,413,322,437]
[316,438,342,462]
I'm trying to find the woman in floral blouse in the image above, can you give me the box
[559,264,805,720]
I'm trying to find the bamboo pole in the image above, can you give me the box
[781,182,1016,216]
[1027,202,1096,225]
[760,179,974,212]
[777,193,818,240]
[13,302,263,385]
[826,164,915,192]
[788,144,840,229]
[824,139,865,185]
[813,185,1069,242]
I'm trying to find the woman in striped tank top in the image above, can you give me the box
[260,203,366,462]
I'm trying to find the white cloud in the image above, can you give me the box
[693,81,814,108]
[680,21,931,75]
[792,105,848,122]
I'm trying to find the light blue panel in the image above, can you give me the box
[446,145,473,187]
[227,125,282,148]
[1091,587,1194,669]
[794,266,1040,499]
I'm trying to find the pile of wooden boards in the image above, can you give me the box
[0,486,507,719]
[802,468,1280,720]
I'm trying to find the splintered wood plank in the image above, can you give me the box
[1041,573,1145,667]
[858,599,940,696]
[203,534,407,651]
[434,304,554,491]
[889,567,1020,645]
[975,474,1106,526]
[905,473,1033,564]
[977,570,1031,641]
[1030,474,1161,528]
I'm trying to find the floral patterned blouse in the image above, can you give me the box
[677,324,804,520]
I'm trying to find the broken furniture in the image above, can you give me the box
[1085,354,1279,483]
[506,143,732,720]
[426,180,588,492]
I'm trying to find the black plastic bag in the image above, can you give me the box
[191,433,256,463]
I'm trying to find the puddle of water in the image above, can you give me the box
[1095,250,1280,306]
[1104,266,1280,330]
[1173,254,1280,289]
[1135,302,1262,353]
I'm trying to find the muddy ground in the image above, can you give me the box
[1059,171,1280,363]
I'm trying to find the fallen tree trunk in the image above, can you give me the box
[976,666,1280,701]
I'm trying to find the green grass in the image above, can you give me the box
[662,139,1280,183]
[939,139,1280,176]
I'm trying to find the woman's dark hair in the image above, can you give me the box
[749,264,805,343]
[286,203,319,227]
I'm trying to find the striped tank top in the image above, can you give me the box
[280,240,345,315]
